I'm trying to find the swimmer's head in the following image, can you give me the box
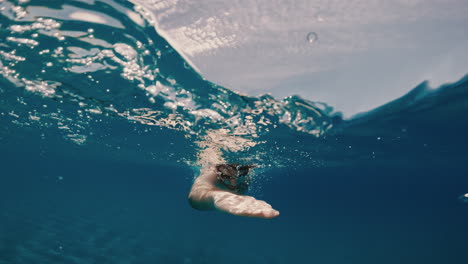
[215,163,256,179]
[215,163,256,193]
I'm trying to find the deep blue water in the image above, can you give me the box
[2,134,468,264]
[1,0,468,263]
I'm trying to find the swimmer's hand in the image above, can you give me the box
[212,191,279,219]
[188,165,280,219]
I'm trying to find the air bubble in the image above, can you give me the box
[306,32,318,44]
[459,193,468,203]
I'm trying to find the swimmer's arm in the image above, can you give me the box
[188,166,280,219]
[188,166,218,210]
[211,191,280,219]
[188,178,216,211]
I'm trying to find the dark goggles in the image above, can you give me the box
[215,163,256,193]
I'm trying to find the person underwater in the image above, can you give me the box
[188,163,280,219]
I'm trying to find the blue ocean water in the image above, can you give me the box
[1,1,468,263]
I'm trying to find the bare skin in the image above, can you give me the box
[188,165,280,219]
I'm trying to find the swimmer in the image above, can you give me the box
[188,163,280,219]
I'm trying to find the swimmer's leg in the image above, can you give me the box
[188,165,279,219]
